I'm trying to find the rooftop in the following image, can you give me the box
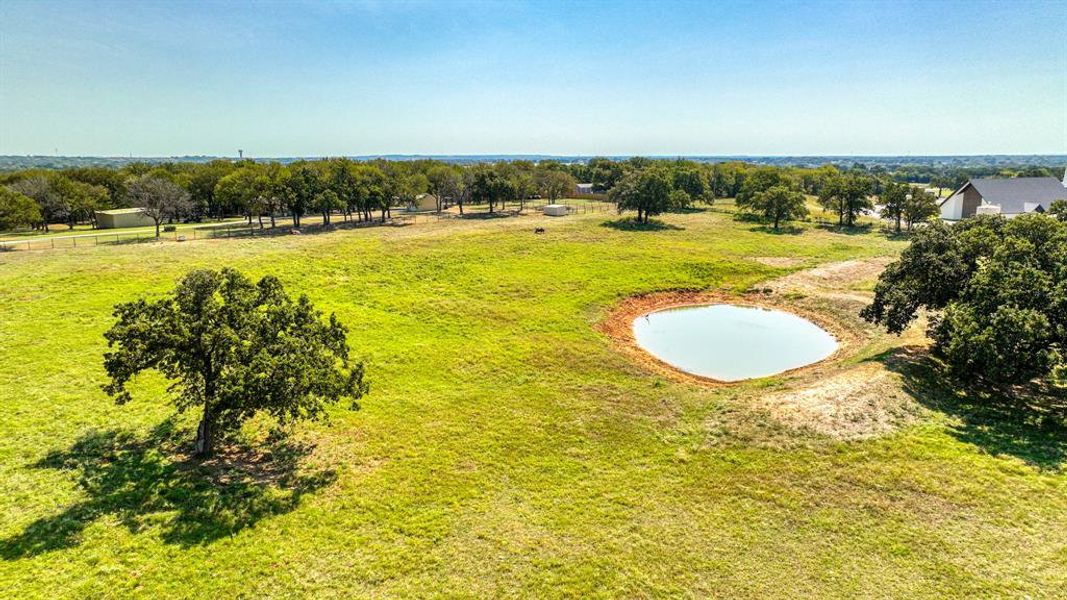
[943,177,1067,214]
[96,207,146,215]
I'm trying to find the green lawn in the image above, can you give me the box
[0,208,1063,598]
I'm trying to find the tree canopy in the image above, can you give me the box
[819,172,873,227]
[0,187,42,231]
[102,268,368,457]
[740,185,809,230]
[609,168,673,223]
[862,214,1067,384]
[3,156,1060,234]
[126,175,192,237]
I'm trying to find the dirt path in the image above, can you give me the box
[752,256,926,439]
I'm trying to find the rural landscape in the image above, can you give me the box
[2,0,1065,598]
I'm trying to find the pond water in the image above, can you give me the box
[632,304,838,381]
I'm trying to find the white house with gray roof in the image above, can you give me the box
[939,173,1067,221]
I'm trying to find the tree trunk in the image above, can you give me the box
[774,214,780,230]
[155,221,161,238]
[195,403,213,458]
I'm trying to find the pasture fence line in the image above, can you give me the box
[0,198,618,253]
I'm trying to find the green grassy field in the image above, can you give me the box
[0,208,1063,598]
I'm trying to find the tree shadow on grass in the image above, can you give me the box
[746,224,805,235]
[812,222,874,236]
[0,418,335,559]
[600,217,683,232]
[456,209,522,220]
[873,346,1067,471]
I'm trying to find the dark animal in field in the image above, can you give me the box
[534,227,545,234]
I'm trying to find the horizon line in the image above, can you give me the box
[5,153,1067,160]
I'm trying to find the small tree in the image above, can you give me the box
[668,188,692,211]
[819,173,873,227]
[283,163,321,228]
[427,165,461,213]
[127,175,191,237]
[735,166,794,205]
[880,181,908,233]
[610,168,672,223]
[103,268,368,458]
[511,171,535,212]
[314,189,342,225]
[671,168,712,204]
[214,167,261,225]
[9,176,66,232]
[743,185,809,230]
[469,165,507,213]
[903,186,939,230]
[537,169,577,203]
[0,187,42,231]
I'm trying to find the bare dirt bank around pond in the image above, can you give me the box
[598,289,860,386]
[600,256,927,439]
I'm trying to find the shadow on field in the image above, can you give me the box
[600,217,683,231]
[875,346,1067,471]
[746,224,805,235]
[0,419,334,559]
[812,222,874,236]
[456,209,523,220]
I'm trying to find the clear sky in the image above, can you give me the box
[1,0,1064,157]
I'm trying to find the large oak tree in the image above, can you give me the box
[103,268,368,457]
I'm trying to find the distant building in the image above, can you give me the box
[575,183,594,195]
[96,207,156,229]
[939,176,1067,220]
[406,193,439,212]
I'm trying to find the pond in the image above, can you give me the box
[632,304,838,381]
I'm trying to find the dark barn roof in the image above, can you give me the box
[963,177,1067,214]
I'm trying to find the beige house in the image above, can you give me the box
[96,207,156,229]
[406,193,439,212]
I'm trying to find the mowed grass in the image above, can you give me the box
[0,209,1064,598]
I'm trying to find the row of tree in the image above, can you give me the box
[0,159,588,234]
[725,166,940,231]
[2,157,950,234]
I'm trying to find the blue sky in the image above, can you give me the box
[1,0,1064,156]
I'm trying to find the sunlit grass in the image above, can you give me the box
[0,208,1063,598]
